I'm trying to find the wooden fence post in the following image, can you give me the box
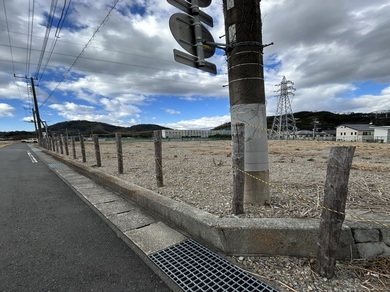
[79,134,86,163]
[64,135,69,156]
[52,136,56,152]
[116,133,124,174]
[316,146,356,278]
[232,123,245,215]
[93,135,101,167]
[59,135,64,155]
[72,137,76,159]
[154,130,163,187]
[55,137,59,153]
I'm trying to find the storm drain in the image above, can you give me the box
[149,239,278,292]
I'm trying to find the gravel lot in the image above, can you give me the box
[56,139,390,291]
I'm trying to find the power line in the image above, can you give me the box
[34,0,58,79]
[25,0,35,77]
[3,0,24,107]
[37,0,72,84]
[41,0,122,107]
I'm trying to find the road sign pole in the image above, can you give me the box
[168,0,216,73]
[191,0,206,67]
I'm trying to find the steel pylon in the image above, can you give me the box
[270,76,297,139]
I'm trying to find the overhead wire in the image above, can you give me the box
[37,0,72,85]
[25,0,35,77]
[40,0,122,108]
[2,0,24,107]
[0,57,226,88]
[34,0,58,79]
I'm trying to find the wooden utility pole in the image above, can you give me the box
[223,0,270,205]
[316,146,355,278]
[30,78,43,143]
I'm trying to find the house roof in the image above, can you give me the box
[338,124,375,131]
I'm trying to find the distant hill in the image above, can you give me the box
[2,121,171,140]
[212,111,389,131]
[48,120,171,137]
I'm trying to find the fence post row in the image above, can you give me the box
[116,133,124,174]
[316,146,356,278]
[154,130,163,187]
[93,135,101,167]
[232,123,245,215]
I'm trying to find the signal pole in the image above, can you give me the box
[223,0,270,205]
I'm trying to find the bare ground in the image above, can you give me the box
[56,139,390,291]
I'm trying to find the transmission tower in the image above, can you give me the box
[271,76,297,139]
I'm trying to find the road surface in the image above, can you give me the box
[0,143,170,291]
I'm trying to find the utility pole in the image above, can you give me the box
[30,77,43,143]
[223,0,270,205]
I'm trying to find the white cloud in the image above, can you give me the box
[0,103,15,117]
[164,115,230,130]
[165,108,180,115]
[1,0,389,131]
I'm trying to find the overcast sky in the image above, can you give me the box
[1,0,389,131]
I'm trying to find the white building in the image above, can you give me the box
[161,129,230,139]
[336,124,375,142]
[374,126,390,143]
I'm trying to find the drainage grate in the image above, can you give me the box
[149,239,278,292]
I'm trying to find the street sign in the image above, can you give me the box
[167,0,213,27]
[169,13,216,58]
[173,49,217,74]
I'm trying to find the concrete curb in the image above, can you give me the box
[41,149,390,259]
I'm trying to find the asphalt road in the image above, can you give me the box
[0,143,171,291]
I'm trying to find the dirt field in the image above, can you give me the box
[68,138,390,222]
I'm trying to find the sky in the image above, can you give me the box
[1,0,390,131]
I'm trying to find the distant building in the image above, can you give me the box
[336,124,375,142]
[374,126,390,143]
[161,129,231,139]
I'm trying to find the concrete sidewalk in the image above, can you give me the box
[32,146,279,291]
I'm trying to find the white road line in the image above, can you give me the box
[27,151,38,163]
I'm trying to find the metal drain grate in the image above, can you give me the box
[149,239,278,292]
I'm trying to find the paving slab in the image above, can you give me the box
[106,209,157,232]
[125,222,187,255]
[94,199,137,216]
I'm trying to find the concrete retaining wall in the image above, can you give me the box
[44,150,389,259]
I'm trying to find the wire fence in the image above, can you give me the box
[43,125,390,229]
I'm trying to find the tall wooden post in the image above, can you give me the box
[64,135,69,156]
[79,134,86,163]
[93,135,101,167]
[116,133,124,174]
[232,123,245,215]
[316,146,356,278]
[223,0,270,205]
[154,131,163,187]
[59,135,64,155]
[72,137,76,159]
